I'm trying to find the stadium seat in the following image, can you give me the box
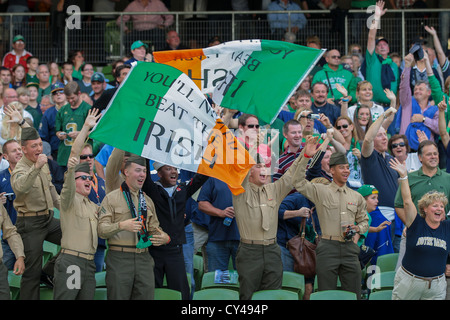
[200,271,239,291]
[39,287,54,300]
[94,287,108,300]
[375,253,399,273]
[251,289,299,300]
[309,290,357,300]
[369,289,393,300]
[155,288,182,300]
[95,271,106,287]
[8,271,21,300]
[193,288,239,300]
[369,271,396,292]
[282,271,305,299]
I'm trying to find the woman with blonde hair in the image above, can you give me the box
[389,157,450,300]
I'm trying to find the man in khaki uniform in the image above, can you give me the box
[53,108,101,300]
[295,136,369,299]
[232,147,307,300]
[0,205,25,299]
[98,155,170,300]
[11,126,61,300]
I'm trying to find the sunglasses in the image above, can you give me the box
[336,124,349,130]
[80,154,94,160]
[330,55,341,59]
[75,175,93,181]
[392,142,406,148]
[246,124,260,129]
[52,90,64,96]
[300,114,314,120]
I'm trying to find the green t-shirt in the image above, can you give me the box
[365,50,399,104]
[394,167,450,214]
[25,105,42,130]
[55,100,91,166]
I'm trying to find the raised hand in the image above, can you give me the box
[389,157,407,178]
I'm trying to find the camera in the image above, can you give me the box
[409,42,424,61]
[344,227,356,241]
[310,114,320,120]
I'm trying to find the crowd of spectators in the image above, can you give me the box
[0,0,450,301]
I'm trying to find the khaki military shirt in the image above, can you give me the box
[11,156,60,214]
[98,186,161,247]
[232,153,303,242]
[295,155,369,239]
[60,167,99,255]
[0,205,24,260]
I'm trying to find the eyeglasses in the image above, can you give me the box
[300,114,314,120]
[392,142,406,148]
[246,124,260,129]
[75,175,93,181]
[336,124,349,130]
[80,154,94,160]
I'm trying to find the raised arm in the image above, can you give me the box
[367,1,387,55]
[438,97,450,148]
[69,108,101,159]
[361,107,397,157]
[424,26,448,69]
[389,157,417,227]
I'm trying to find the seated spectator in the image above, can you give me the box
[0,67,12,89]
[11,64,26,89]
[162,30,190,50]
[77,63,94,94]
[124,41,153,65]
[267,0,307,41]
[310,82,342,126]
[36,64,52,103]
[2,35,32,72]
[25,56,39,84]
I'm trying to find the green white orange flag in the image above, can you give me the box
[89,62,254,195]
[153,39,325,124]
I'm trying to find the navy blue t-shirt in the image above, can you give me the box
[0,169,16,224]
[360,150,399,208]
[402,215,450,277]
[197,177,239,242]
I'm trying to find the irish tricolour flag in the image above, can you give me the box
[153,39,324,124]
[90,62,254,195]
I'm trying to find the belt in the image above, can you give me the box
[61,249,95,261]
[321,234,347,243]
[17,209,49,217]
[240,238,276,246]
[108,245,148,254]
[401,266,445,289]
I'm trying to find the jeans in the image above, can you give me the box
[206,240,239,271]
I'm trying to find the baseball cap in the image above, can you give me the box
[152,161,166,171]
[91,72,105,83]
[375,37,389,45]
[131,40,148,51]
[357,185,379,198]
[51,82,65,93]
[26,82,39,89]
[13,35,25,43]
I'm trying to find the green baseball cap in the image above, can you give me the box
[13,35,25,43]
[131,40,148,51]
[357,185,379,198]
